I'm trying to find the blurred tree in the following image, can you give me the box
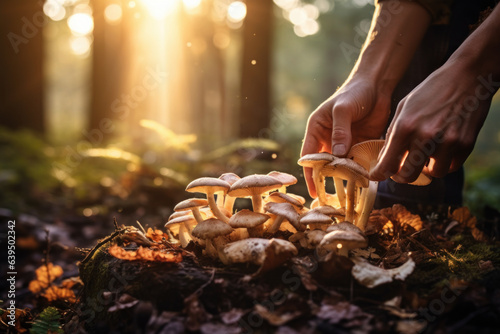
[0,0,45,134]
[239,0,273,138]
[88,0,132,139]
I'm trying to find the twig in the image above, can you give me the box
[44,229,52,287]
[191,269,216,297]
[80,219,127,265]
[136,220,146,234]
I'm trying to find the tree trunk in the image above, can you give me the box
[238,0,273,138]
[0,0,45,134]
[88,0,132,141]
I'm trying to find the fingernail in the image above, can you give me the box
[332,144,346,156]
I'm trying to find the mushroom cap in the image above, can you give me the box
[222,238,297,266]
[319,230,368,251]
[186,177,231,194]
[391,172,432,186]
[347,139,385,172]
[267,171,298,186]
[168,210,193,221]
[323,158,369,188]
[310,205,345,218]
[229,209,269,229]
[326,221,364,234]
[228,174,282,198]
[264,202,300,226]
[174,198,209,212]
[297,153,334,168]
[265,192,304,209]
[192,218,233,239]
[299,210,333,226]
[219,172,241,186]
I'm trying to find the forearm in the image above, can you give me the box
[349,1,431,96]
[447,3,500,95]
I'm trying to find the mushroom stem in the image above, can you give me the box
[224,195,236,214]
[178,224,192,248]
[337,244,349,257]
[355,187,366,215]
[207,192,230,223]
[312,168,327,206]
[267,215,285,234]
[333,177,346,209]
[252,194,264,213]
[190,207,204,225]
[216,191,225,207]
[278,185,287,193]
[357,181,378,231]
[345,180,356,222]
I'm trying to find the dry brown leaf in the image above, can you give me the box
[316,301,373,330]
[449,207,488,241]
[28,263,64,294]
[376,204,422,236]
[42,286,77,303]
[254,304,302,326]
[108,244,182,263]
[146,228,166,243]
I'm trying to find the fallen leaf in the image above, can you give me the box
[184,293,211,331]
[449,207,488,241]
[108,245,182,263]
[28,263,64,293]
[254,304,302,326]
[220,308,246,325]
[316,301,373,330]
[146,228,166,243]
[351,257,415,288]
[42,286,77,303]
[108,294,139,312]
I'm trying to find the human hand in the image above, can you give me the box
[301,78,391,197]
[370,62,494,183]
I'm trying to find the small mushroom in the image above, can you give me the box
[326,221,364,234]
[228,174,282,213]
[219,172,241,211]
[299,210,333,231]
[267,171,298,193]
[173,198,208,224]
[309,206,345,222]
[264,202,301,234]
[186,177,231,223]
[297,153,334,207]
[319,230,368,257]
[264,192,304,213]
[229,209,269,238]
[192,218,233,258]
[322,158,369,224]
[220,238,298,270]
[165,215,197,247]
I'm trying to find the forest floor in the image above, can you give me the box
[1,196,500,334]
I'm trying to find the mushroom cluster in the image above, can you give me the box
[164,140,431,264]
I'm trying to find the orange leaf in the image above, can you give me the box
[42,286,76,303]
[108,245,182,263]
[146,228,166,243]
[28,263,63,294]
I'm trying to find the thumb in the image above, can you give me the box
[331,105,352,157]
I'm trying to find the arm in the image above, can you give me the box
[370,4,500,183]
[301,0,431,197]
